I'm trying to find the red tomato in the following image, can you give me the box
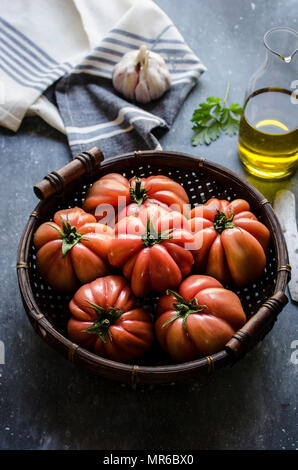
[108,205,194,297]
[155,274,246,362]
[33,208,114,292]
[67,275,154,361]
[190,198,271,286]
[83,173,190,221]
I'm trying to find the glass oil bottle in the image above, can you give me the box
[238,27,298,179]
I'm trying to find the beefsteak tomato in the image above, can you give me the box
[190,197,271,286]
[33,208,114,292]
[155,274,246,362]
[67,275,154,361]
[83,173,190,221]
[108,205,194,297]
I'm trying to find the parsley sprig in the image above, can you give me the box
[191,83,243,146]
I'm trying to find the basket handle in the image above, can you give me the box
[225,290,288,361]
[33,147,104,200]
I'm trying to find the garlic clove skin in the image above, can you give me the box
[112,45,171,104]
[136,62,171,103]
[112,51,139,101]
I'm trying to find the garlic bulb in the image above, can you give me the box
[112,45,171,104]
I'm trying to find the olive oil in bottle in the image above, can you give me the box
[238,88,298,179]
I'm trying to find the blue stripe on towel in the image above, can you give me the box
[0,63,43,91]
[99,36,193,57]
[66,107,164,140]
[111,28,185,45]
[101,35,192,57]
[0,49,66,87]
[0,18,73,91]
[0,27,56,71]
[0,18,73,92]
[0,33,72,80]
[84,55,117,66]
[102,37,142,50]
[0,44,67,85]
[93,46,123,57]
[84,54,201,67]
[0,16,58,65]
[75,64,112,76]
[0,34,53,75]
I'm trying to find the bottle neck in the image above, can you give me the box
[265,50,290,68]
[245,50,294,100]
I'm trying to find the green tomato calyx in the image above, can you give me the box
[213,209,236,234]
[48,217,86,257]
[129,177,149,205]
[83,300,123,343]
[142,219,173,247]
[162,290,207,334]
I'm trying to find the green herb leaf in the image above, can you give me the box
[190,83,243,146]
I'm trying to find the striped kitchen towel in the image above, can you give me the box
[0,0,139,132]
[0,0,206,157]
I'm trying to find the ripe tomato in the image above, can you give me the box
[190,198,271,286]
[155,274,246,362]
[67,275,154,361]
[33,208,114,292]
[108,205,194,297]
[83,173,190,221]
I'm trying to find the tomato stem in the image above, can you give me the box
[142,219,173,247]
[213,209,237,234]
[83,300,123,342]
[48,217,86,257]
[162,290,207,334]
[129,177,149,205]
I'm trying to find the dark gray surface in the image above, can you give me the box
[0,0,297,450]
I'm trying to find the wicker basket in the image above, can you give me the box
[17,147,290,385]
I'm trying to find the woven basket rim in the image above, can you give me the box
[17,150,290,382]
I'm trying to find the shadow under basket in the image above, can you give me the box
[17,147,290,385]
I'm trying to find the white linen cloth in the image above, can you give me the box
[0,0,138,131]
[0,0,206,154]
